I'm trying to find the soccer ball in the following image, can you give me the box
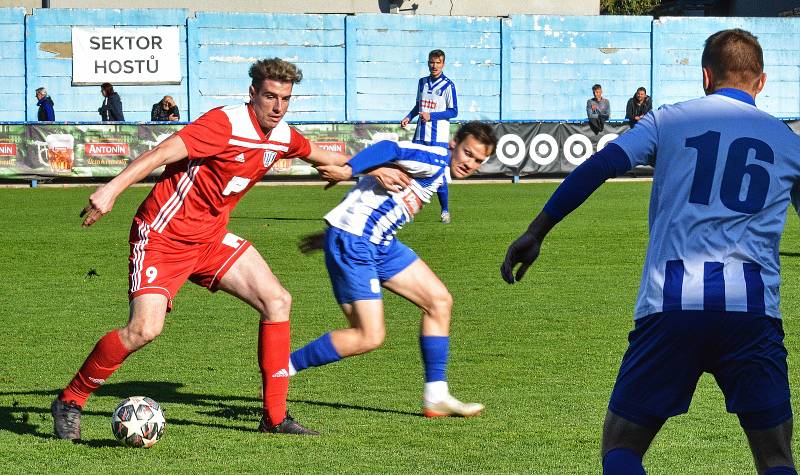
[111,396,166,448]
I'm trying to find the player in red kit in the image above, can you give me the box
[51,58,377,439]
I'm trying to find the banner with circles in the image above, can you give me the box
[481,122,635,176]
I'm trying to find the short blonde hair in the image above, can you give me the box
[249,58,303,90]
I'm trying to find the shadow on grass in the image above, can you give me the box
[0,380,419,442]
[780,252,800,257]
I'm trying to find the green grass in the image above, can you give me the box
[1,181,799,473]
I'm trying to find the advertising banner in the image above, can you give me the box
[71,27,182,85]
[1,121,798,180]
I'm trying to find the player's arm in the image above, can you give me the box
[429,83,458,121]
[302,142,350,166]
[316,141,411,190]
[500,143,632,283]
[81,135,188,227]
[502,113,657,284]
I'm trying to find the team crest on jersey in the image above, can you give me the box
[263,151,277,168]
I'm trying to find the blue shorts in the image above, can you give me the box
[609,310,790,430]
[324,227,418,304]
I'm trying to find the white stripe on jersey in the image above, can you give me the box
[227,139,289,151]
[152,160,202,233]
[131,221,152,292]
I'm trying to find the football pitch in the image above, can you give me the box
[2,181,800,473]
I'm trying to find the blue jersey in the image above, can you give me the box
[405,74,458,147]
[324,141,449,245]
[613,89,800,320]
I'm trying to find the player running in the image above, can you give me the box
[502,29,800,474]
[400,49,458,224]
[291,122,496,417]
[50,58,407,440]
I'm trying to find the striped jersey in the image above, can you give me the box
[613,89,800,320]
[134,103,311,242]
[324,141,449,245]
[407,74,458,147]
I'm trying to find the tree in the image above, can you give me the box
[601,0,662,15]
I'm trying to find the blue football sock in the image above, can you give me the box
[602,448,645,475]
[290,333,341,372]
[765,467,797,475]
[420,335,449,382]
[437,183,449,213]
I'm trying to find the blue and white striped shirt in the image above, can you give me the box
[613,88,800,320]
[324,141,449,245]
[405,74,458,147]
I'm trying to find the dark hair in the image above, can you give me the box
[592,84,602,92]
[454,122,498,154]
[249,58,303,90]
[702,29,763,89]
[636,87,647,94]
[100,83,114,95]
[428,49,446,61]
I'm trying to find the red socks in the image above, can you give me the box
[60,329,132,408]
[258,320,290,427]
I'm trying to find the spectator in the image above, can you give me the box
[151,95,180,122]
[586,84,610,134]
[625,87,652,128]
[35,87,55,121]
[98,83,124,122]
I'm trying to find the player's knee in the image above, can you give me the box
[121,324,162,349]
[427,290,453,319]
[359,327,385,352]
[261,289,292,321]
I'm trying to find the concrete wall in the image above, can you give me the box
[25,8,189,121]
[502,15,652,120]
[5,9,800,122]
[652,16,800,117]
[0,8,26,121]
[6,0,599,16]
[346,14,500,121]
[189,12,345,121]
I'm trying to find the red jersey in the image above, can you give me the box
[134,103,311,242]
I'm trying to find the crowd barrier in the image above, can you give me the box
[2,120,798,182]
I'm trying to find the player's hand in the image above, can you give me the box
[368,166,412,192]
[80,186,117,227]
[299,231,326,254]
[500,230,542,284]
[419,112,431,122]
[317,164,353,189]
[400,117,410,128]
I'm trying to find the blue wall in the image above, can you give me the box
[653,16,800,117]
[25,9,189,122]
[4,10,800,122]
[0,8,26,121]
[346,14,500,121]
[189,12,346,121]
[502,15,652,120]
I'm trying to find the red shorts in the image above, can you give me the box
[128,218,252,311]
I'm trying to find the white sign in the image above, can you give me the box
[71,27,181,85]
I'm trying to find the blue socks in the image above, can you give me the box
[602,448,645,475]
[420,335,449,382]
[437,182,449,213]
[290,333,341,373]
[765,468,797,475]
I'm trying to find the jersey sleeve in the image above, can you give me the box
[611,109,658,167]
[286,127,312,159]
[176,108,232,159]
[347,140,401,175]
